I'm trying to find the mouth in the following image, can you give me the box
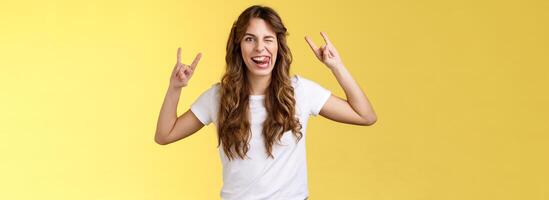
[251,56,271,69]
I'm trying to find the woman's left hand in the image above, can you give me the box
[305,32,344,70]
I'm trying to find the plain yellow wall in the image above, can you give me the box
[1,0,547,199]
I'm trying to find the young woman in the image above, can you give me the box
[155,5,377,200]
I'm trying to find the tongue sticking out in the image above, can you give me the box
[259,58,268,64]
[253,57,270,66]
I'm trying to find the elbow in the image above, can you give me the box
[154,134,168,145]
[155,138,166,145]
[359,115,377,126]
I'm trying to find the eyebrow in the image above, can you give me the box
[244,33,276,39]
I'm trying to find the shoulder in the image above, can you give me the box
[291,74,328,98]
[194,82,221,103]
[210,82,221,89]
[291,74,320,90]
[290,74,332,116]
[291,74,307,87]
[203,82,221,95]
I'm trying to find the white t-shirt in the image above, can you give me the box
[190,75,331,200]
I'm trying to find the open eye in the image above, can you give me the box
[244,37,254,42]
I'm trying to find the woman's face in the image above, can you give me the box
[240,18,278,78]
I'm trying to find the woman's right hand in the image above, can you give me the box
[169,47,202,89]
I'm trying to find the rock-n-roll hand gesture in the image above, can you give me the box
[170,47,202,89]
[305,32,344,70]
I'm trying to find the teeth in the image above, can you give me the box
[252,56,269,62]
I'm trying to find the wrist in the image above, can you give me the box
[168,85,183,93]
[329,63,345,72]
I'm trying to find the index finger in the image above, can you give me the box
[177,47,181,64]
[320,32,332,45]
[305,36,320,56]
[190,52,202,70]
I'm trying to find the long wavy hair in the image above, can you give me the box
[217,5,302,161]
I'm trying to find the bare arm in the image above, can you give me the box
[154,47,205,145]
[319,66,377,126]
[155,87,204,145]
[305,32,377,126]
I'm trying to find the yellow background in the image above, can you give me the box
[1,0,547,199]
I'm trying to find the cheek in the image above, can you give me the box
[271,43,278,52]
[271,45,278,62]
[268,44,278,55]
[240,43,251,57]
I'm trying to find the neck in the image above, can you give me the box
[247,73,271,95]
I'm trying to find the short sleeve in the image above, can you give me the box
[190,84,219,125]
[297,76,332,116]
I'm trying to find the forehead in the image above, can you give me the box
[245,18,276,37]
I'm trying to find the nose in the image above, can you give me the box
[254,41,266,53]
